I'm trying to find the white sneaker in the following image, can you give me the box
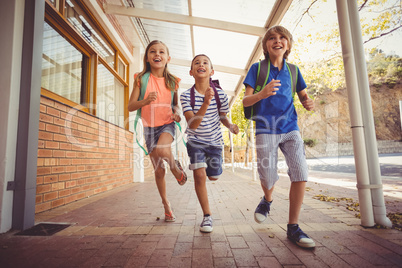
[200,215,213,233]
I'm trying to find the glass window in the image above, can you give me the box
[118,57,127,81]
[96,64,125,127]
[65,0,115,68]
[41,22,85,104]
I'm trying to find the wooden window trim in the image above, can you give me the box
[41,88,90,113]
[44,0,130,130]
[98,56,128,87]
[45,3,94,57]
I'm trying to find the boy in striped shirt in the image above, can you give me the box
[180,54,239,232]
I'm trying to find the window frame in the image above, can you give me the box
[43,0,130,130]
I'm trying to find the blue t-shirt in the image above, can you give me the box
[243,59,307,135]
[180,86,229,146]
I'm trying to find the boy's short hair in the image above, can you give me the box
[191,54,213,69]
[262,25,293,60]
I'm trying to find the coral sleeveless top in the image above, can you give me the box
[136,73,180,127]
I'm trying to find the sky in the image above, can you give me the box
[281,0,402,62]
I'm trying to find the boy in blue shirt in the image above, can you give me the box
[243,26,315,248]
[181,54,239,233]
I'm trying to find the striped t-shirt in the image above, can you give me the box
[180,86,229,146]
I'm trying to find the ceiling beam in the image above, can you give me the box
[103,4,266,37]
[229,0,294,108]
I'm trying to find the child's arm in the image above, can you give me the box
[127,83,157,112]
[243,79,280,107]
[297,89,314,111]
[219,113,239,134]
[183,87,214,130]
[171,91,181,122]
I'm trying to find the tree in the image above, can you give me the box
[281,0,402,94]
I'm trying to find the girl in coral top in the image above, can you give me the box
[128,40,187,222]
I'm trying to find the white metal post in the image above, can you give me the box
[250,120,257,181]
[230,111,234,172]
[336,0,391,227]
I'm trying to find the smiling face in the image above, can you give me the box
[265,32,289,60]
[190,54,214,79]
[145,42,171,71]
[262,26,293,60]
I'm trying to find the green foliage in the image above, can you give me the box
[367,49,402,88]
[223,90,251,147]
[303,138,317,148]
[282,0,401,95]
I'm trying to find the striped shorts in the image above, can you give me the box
[256,130,308,190]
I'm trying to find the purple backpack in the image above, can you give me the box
[190,78,222,111]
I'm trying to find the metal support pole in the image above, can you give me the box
[250,120,257,181]
[12,0,44,230]
[336,0,391,227]
[230,111,234,172]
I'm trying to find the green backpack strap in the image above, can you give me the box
[246,59,270,119]
[134,72,151,155]
[286,63,298,98]
[255,59,270,94]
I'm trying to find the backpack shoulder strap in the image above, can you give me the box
[134,71,151,156]
[138,72,151,102]
[286,63,298,97]
[210,79,221,111]
[255,59,270,93]
[190,79,222,112]
[190,85,196,110]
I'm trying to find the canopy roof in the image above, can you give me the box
[103,0,294,107]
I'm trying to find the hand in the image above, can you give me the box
[203,87,214,106]
[301,97,314,111]
[259,79,280,99]
[230,124,239,134]
[171,113,181,122]
[146,91,157,104]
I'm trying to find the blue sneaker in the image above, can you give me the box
[200,215,213,233]
[254,197,272,223]
[287,224,315,248]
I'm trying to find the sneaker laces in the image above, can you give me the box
[201,216,212,226]
[289,225,309,239]
[255,199,271,215]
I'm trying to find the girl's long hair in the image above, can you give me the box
[134,40,177,92]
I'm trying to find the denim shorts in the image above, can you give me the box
[143,122,175,154]
[186,140,223,179]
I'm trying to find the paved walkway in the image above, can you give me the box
[1,167,401,267]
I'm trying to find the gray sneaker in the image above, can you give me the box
[200,215,213,233]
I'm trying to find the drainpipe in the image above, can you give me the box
[335,0,391,227]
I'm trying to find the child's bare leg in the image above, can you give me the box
[149,153,171,214]
[193,168,211,216]
[289,181,306,224]
[261,182,274,202]
[155,133,182,180]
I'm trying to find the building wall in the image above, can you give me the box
[36,96,134,213]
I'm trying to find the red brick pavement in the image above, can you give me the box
[0,167,401,267]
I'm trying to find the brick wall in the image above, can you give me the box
[36,96,134,213]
